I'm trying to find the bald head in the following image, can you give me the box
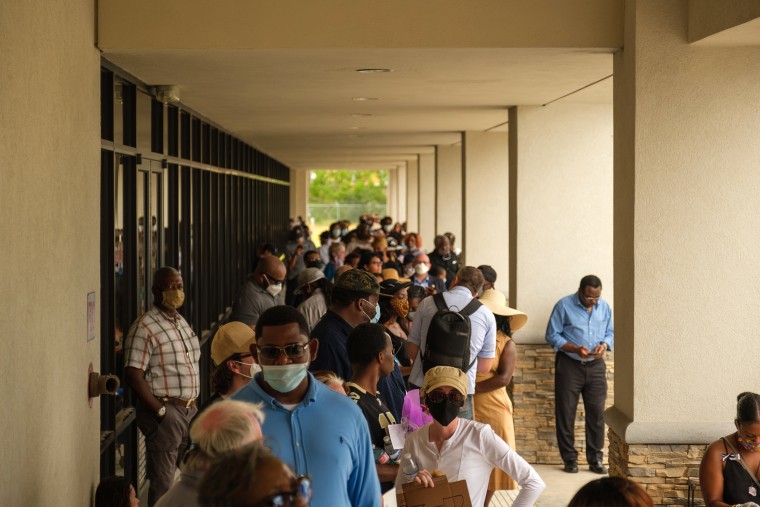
[253,255,286,281]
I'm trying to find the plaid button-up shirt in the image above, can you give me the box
[124,306,200,400]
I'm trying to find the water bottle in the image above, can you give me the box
[400,453,419,483]
[384,436,401,461]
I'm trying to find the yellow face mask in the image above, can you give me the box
[162,289,185,310]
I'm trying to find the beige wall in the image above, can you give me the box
[406,159,419,234]
[508,101,613,344]
[609,0,760,442]
[0,0,101,504]
[417,153,436,245]
[462,132,509,292]
[396,164,408,224]
[99,0,623,50]
[290,169,309,224]
[387,168,399,221]
[435,144,463,244]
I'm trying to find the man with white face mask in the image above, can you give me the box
[232,306,382,507]
[230,255,286,326]
[411,253,445,295]
[195,322,260,417]
[124,266,201,506]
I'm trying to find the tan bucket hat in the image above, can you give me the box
[479,289,528,331]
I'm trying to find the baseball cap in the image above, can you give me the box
[421,366,468,397]
[211,322,256,366]
[294,267,325,295]
[334,268,380,295]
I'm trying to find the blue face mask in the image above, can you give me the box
[260,363,309,393]
[361,299,381,324]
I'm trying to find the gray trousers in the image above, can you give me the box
[554,352,607,464]
[136,400,197,506]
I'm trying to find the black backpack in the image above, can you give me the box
[422,293,482,374]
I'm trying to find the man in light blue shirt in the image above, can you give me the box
[231,305,381,507]
[545,275,613,475]
[407,266,496,419]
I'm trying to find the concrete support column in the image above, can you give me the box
[435,143,462,245]
[387,167,399,221]
[406,159,419,234]
[462,131,508,284]
[506,99,613,468]
[605,1,760,503]
[289,168,309,223]
[508,101,613,342]
[396,164,408,225]
[418,153,436,244]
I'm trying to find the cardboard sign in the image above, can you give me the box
[400,474,472,507]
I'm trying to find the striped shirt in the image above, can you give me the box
[124,307,200,400]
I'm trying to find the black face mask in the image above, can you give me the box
[306,259,324,270]
[426,398,460,427]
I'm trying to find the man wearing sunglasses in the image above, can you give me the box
[232,305,381,507]
[230,255,287,326]
[395,366,545,507]
[546,274,614,475]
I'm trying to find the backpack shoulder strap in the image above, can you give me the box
[433,292,448,311]
[460,297,482,317]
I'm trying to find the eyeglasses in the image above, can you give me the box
[257,343,309,361]
[257,476,313,507]
[426,390,465,406]
[264,274,285,285]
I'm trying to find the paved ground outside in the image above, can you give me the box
[384,463,601,507]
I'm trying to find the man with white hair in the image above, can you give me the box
[155,400,264,507]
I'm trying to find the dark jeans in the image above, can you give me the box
[554,352,607,464]
[136,400,197,506]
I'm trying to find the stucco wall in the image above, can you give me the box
[417,153,436,244]
[508,101,614,344]
[435,144,463,245]
[462,131,510,293]
[406,159,420,234]
[612,0,760,438]
[0,0,101,504]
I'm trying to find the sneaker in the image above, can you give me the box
[563,460,579,473]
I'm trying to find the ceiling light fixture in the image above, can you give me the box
[352,97,381,101]
[355,68,393,73]
[351,113,373,117]
[349,126,366,130]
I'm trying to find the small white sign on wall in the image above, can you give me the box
[87,292,96,342]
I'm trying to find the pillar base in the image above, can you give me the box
[608,427,706,506]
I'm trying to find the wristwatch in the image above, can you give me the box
[156,405,167,420]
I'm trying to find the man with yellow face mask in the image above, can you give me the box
[124,266,201,506]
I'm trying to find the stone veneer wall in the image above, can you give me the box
[608,428,706,506]
[512,344,614,465]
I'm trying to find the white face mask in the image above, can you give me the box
[234,360,257,379]
[263,275,283,297]
[415,263,430,276]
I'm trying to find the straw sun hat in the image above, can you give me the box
[479,289,528,331]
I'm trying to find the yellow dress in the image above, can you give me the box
[473,331,517,491]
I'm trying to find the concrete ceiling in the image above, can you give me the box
[104,48,613,171]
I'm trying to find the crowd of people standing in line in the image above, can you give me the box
[98,213,689,507]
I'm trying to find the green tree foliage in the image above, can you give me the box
[309,170,387,204]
